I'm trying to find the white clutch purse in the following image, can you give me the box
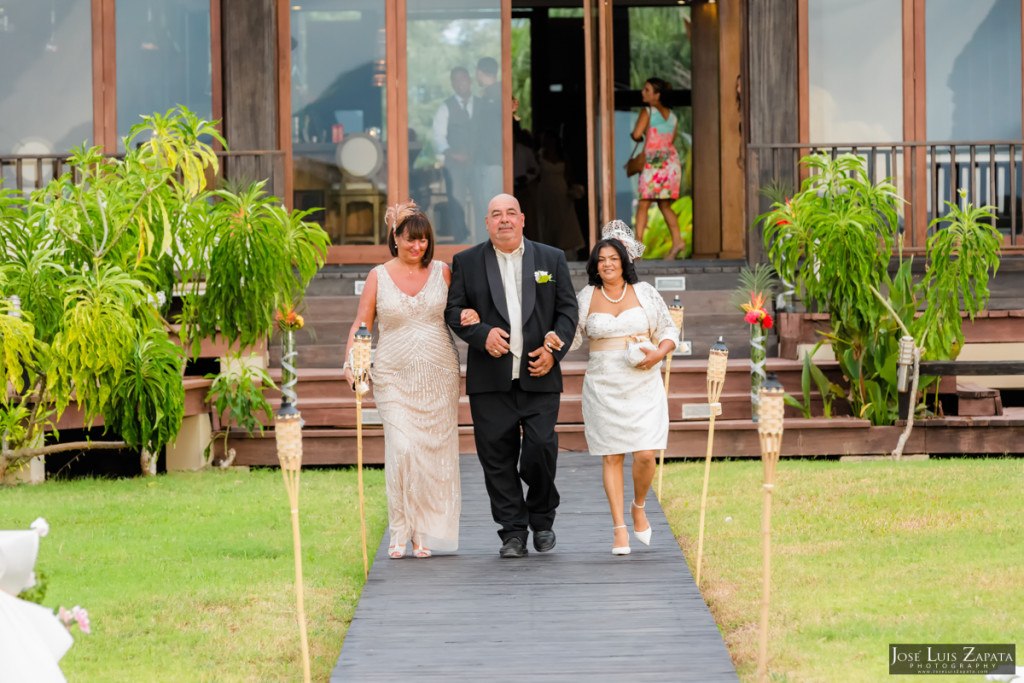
[625,335,657,367]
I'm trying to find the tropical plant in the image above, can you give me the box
[757,153,1001,425]
[641,195,693,259]
[782,341,846,419]
[204,354,276,469]
[0,107,329,478]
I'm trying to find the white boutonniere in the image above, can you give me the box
[534,270,553,284]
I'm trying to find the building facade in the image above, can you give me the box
[2,0,1023,264]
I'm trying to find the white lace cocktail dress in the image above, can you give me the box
[571,283,679,456]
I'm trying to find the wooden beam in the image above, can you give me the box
[598,0,616,227]
[919,361,1024,376]
[502,0,513,195]
[322,243,475,266]
[386,0,402,205]
[797,0,808,146]
[718,0,746,260]
[691,2,721,259]
[276,0,293,210]
[912,0,928,248]
[211,0,223,147]
[90,0,104,149]
[584,0,598,247]
[101,0,117,150]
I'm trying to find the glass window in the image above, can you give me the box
[616,6,692,257]
[926,0,1022,140]
[405,1,503,246]
[808,0,902,142]
[116,1,212,150]
[292,3,387,246]
[0,0,93,187]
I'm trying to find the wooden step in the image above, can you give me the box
[260,359,847,403]
[216,389,778,430]
[213,415,897,466]
[221,411,1024,466]
[955,382,1004,417]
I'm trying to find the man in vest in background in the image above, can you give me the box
[472,56,506,243]
[432,66,477,244]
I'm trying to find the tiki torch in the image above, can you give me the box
[275,326,311,683]
[351,322,373,579]
[657,296,684,500]
[757,373,785,683]
[695,336,728,587]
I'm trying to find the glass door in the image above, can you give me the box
[404,0,506,247]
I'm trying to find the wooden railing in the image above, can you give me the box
[0,150,286,198]
[747,141,1024,253]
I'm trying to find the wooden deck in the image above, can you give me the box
[332,453,738,682]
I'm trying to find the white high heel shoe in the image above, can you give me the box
[612,525,631,555]
[632,500,652,546]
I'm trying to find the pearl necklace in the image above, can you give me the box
[600,282,628,304]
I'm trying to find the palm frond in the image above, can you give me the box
[729,263,778,313]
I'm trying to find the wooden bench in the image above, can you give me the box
[900,360,1024,419]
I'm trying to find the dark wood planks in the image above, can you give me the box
[331,454,738,681]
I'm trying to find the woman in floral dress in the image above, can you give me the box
[631,77,685,260]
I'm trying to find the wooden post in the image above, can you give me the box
[657,299,684,500]
[352,323,373,579]
[757,374,785,683]
[695,337,728,587]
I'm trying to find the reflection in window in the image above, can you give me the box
[808,0,902,142]
[292,4,387,246]
[927,0,1022,140]
[617,6,692,241]
[406,1,502,246]
[116,1,212,149]
[0,0,92,188]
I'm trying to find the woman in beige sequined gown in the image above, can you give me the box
[344,202,470,558]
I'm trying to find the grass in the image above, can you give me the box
[5,458,1022,681]
[1,467,388,682]
[659,457,1024,683]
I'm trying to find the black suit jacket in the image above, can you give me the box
[446,239,578,395]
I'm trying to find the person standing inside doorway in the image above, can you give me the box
[632,77,685,260]
[472,57,505,233]
[432,66,476,243]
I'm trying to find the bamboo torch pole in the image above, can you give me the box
[351,322,373,580]
[657,296,684,501]
[695,336,728,587]
[757,373,786,683]
[275,327,311,683]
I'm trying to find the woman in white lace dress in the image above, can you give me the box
[569,225,679,555]
[344,202,478,559]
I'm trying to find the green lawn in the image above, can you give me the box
[659,457,1024,683]
[1,468,388,682]
[4,458,1021,682]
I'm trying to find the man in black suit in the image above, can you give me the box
[446,193,578,558]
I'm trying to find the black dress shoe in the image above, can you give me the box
[499,536,528,558]
[533,529,556,552]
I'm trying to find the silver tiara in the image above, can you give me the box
[601,219,645,261]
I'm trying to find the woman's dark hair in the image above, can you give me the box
[586,238,639,287]
[646,77,672,96]
[387,211,435,265]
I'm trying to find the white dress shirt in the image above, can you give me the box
[494,241,525,379]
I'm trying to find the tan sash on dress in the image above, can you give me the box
[589,334,650,352]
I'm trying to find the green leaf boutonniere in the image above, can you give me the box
[534,270,553,284]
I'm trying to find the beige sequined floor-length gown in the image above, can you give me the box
[371,261,461,551]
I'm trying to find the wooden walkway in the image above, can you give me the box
[332,453,738,682]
